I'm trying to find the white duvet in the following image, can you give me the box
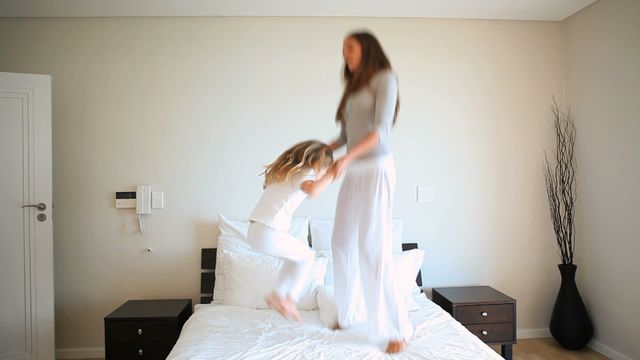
[167,295,502,360]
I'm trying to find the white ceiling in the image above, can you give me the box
[0,0,597,21]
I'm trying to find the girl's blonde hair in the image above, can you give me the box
[262,140,333,187]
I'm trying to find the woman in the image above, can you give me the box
[329,31,412,353]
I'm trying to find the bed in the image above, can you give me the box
[167,292,502,359]
[167,217,502,359]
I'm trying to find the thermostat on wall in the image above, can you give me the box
[115,191,136,208]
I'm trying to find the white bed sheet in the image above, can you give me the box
[167,295,502,360]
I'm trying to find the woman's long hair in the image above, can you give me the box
[335,31,399,125]
[262,140,333,187]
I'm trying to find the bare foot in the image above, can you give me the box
[385,340,407,353]
[330,322,342,331]
[282,297,302,322]
[265,293,301,322]
[265,293,288,318]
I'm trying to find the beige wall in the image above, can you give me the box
[564,1,640,359]
[0,17,565,355]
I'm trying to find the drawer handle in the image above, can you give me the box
[481,312,488,317]
[138,349,143,356]
[138,328,143,335]
[481,330,488,336]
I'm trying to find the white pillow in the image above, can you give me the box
[217,213,310,244]
[316,250,334,285]
[316,285,339,328]
[223,250,328,310]
[393,249,425,311]
[309,219,334,251]
[213,214,310,304]
[310,218,404,253]
[315,248,424,311]
[316,284,367,328]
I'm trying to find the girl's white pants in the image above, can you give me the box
[246,221,315,302]
[331,154,413,342]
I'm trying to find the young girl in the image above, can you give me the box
[247,140,335,321]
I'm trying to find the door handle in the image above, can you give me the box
[22,203,47,211]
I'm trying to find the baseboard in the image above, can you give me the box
[56,347,104,359]
[517,328,551,339]
[588,340,635,360]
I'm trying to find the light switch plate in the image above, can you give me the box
[152,191,164,209]
[417,186,435,203]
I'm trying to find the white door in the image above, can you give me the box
[0,72,54,360]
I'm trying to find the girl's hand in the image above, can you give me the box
[301,166,337,197]
[331,131,379,178]
[332,157,351,178]
[325,165,337,179]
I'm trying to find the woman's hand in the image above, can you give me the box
[331,157,351,178]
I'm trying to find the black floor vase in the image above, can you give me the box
[550,264,594,350]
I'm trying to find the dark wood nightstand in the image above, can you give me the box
[432,286,516,360]
[104,299,192,360]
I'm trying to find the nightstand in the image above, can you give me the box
[104,299,192,360]
[432,286,516,360]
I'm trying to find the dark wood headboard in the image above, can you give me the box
[200,242,422,304]
[200,248,216,304]
[401,243,423,287]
